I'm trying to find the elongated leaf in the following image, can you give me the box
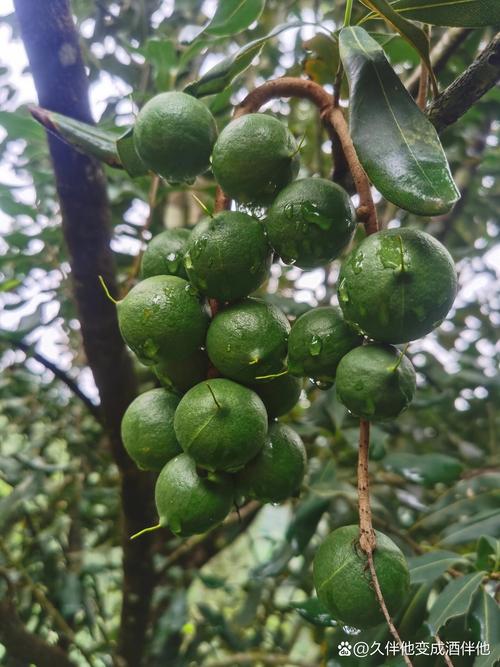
[391,0,500,28]
[408,551,468,584]
[469,588,500,646]
[290,598,337,627]
[29,106,123,168]
[383,452,463,487]
[440,509,500,546]
[427,571,484,634]
[205,0,266,37]
[339,27,460,215]
[286,494,329,554]
[359,0,438,93]
[185,21,301,97]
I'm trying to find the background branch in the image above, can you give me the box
[0,596,75,667]
[1,335,101,421]
[428,32,500,132]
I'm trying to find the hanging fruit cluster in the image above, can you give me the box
[115,80,457,627]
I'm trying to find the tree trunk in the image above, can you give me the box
[13,1,156,665]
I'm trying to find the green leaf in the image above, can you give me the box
[476,536,499,572]
[185,21,301,98]
[0,278,22,293]
[302,33,340,85]
[382,452,463,486]
[427,571,485,634]
[285,494,329,554]
[30,106,123,168]
[204,0,266,37]
[440,509,500,546]
[390,0,500,28]
[339,27,460,216]
[475,644,500,667]
[469,588,500,647]
[142,38,177,90]
[116,128,149,177]
[290,598,337,627]
[359,0,438,94]
[408,551,469,584]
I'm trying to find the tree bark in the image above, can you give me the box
[13,1,156,665]
[429,31,500,132]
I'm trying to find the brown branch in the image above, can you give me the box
[328,107,378,235]
[406,28,473,97]
[13,3,156,666]
[206,652,310,667]
[235,76,332,116]
[428,31,500,133]
[0,596,75,667]
[1,336,101,422]
[417,62,429,111]
[357,420,376,552]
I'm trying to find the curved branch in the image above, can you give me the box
[1,336,101,421]
[428,31,500,133]
[0,597,75,667]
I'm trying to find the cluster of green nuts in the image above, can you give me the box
[117,91,458,628]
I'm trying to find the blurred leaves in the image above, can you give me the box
[203,0,266,37]
[427,571,484,634]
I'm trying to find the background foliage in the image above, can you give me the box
[0,1,498,666]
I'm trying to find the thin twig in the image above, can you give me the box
[328,107,378,235]
[417,26,431,110]
[436,634,455,667]
[406,28,473,97]
[205,652,310,667]
[1,336,101,421]
[121,174,160,296]
[428,31,500,133]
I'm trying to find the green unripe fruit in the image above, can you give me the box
[155,454,233,537]
[134,92,217,183]
[249,374,302,418]
[173,379,268,472]
[236,422,307,503]
[117,275,209,365]
[265,178,356,268]
[335,344,416,421]
[184,211,272,302]
[313,525,410,629]
[154,349,209,394]
[287,306,362,382]
[141,228,190,280]
[212,113,299,206]
[338,228,457,343]
[206,298,290,384]
[121,389,181,471]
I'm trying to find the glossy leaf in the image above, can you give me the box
[427,571,484,634]
[185,21,301,97]
[359,0,438,93]
[204,0,266,37]
[391,0,500,27]
[29,106,123,168]
[382,452,463,487]
[469,588,500,647]
[290,598,337,627]
[116,128,149,177]
[339,27,460,215]
[408,550,468,584]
